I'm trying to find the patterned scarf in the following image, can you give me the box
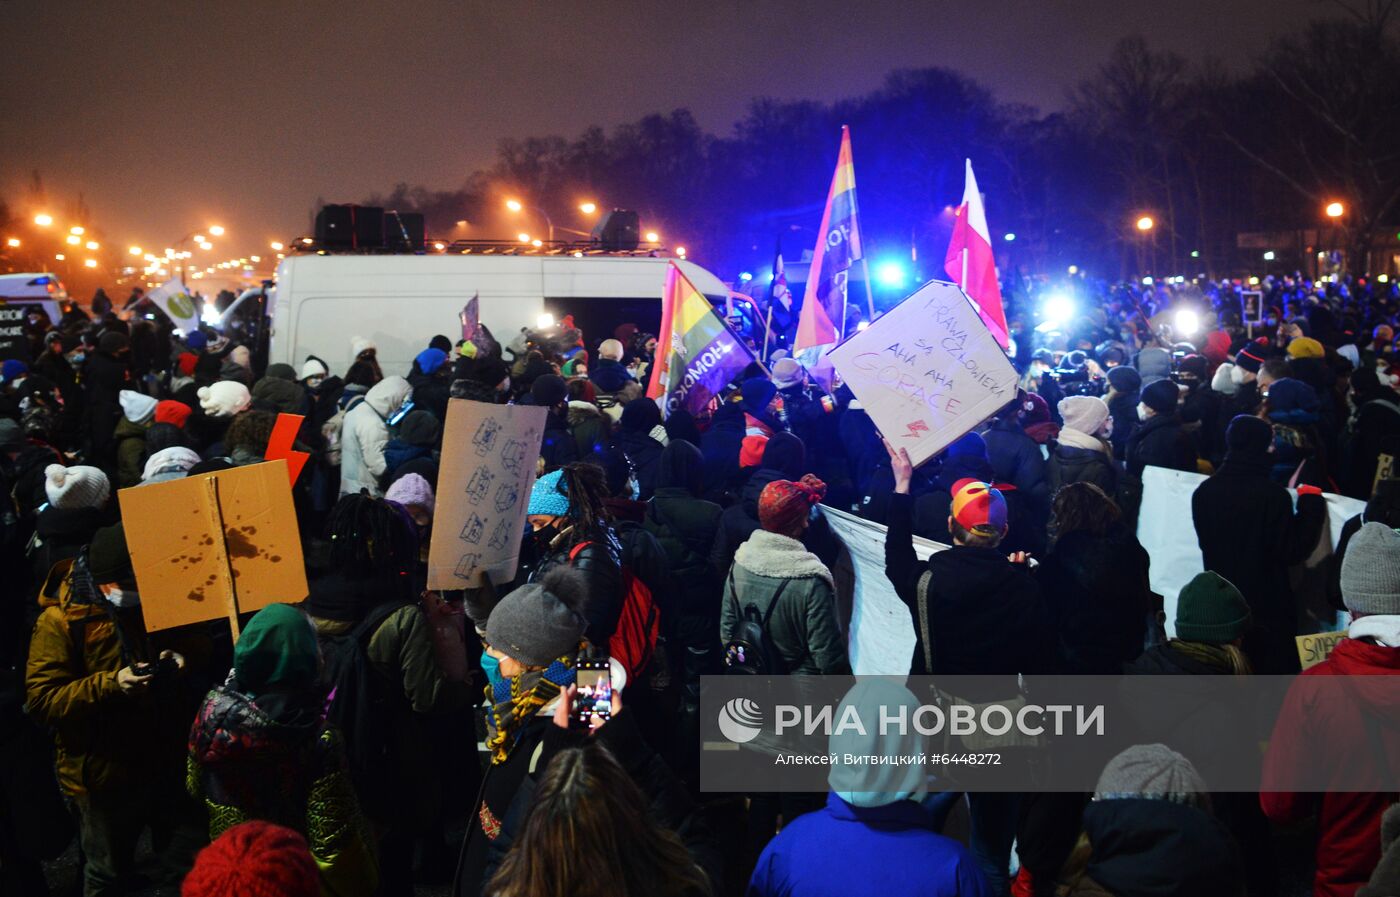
[483,651,578,765]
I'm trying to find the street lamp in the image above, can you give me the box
[1325,201,1345,219]
[505,199,554,242]
[208,225,225,236]
[270,241,284,251]
[1135,216,1154,232]
[6,238,19,248]
[129,246,142,256]
[84,259,97,268]
[65,235,80,246]
[517,233,531,243]
[645,231,660,243]
[675,246,687,258]
[33,214,53,227]
[85,241,99,251]
[70,225,85,236]
[579,202,597,215]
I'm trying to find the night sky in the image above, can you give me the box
[2,0,1325,261]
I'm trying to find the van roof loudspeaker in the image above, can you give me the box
[591,210,640,252]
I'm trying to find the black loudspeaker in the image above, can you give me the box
[383,211,425,251]
[314,205,385,249]
[591,209,640,251]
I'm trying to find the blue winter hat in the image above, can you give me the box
[740,377,778,415]
[1,359,27,383]
[185,330,208,352]
[528,468,571,517]
[1264,377,1320,421]
[946,431,987,460]
[415,347,448,376]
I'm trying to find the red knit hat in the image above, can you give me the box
[181,821,318,897]
[740,434,769,469]
[177,352,199,378]
[758,474,827,536]
[155,400,192,428]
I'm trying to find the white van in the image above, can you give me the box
[0,272,68,324]
[266,253,731,375]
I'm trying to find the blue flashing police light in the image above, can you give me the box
[875,260,906,289]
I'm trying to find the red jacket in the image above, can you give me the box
[1261,637,1400,897]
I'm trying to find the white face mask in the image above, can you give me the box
[1137,402,1151,422]
[99,583,140,608]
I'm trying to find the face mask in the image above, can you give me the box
[68,352,85,365]
[99,583,140,608]
[1137,402,1151,422]
[305,375,325,390]
[480,651,505,689]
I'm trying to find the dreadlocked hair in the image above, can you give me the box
[326,491,419,601]
[558,461,613,546]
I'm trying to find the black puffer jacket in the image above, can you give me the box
[531,527,624,645]
[1126,413,1196,478]
[1037,525,1150,674]
[644,442,724,652]
[1047,442,1119,498]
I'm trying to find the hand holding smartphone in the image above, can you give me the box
[573,656,612,728]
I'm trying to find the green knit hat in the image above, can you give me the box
[234,604,321,696]
[1175,572,1251,644]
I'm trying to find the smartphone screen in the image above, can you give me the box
[573,658,612,723]
[388,400,415,426]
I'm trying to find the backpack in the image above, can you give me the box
[722,568,789,675]
[568,541,659,682]
[320,600,403,819]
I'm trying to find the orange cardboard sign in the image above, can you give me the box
[117,460,308,636]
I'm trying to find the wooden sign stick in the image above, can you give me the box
[202,477,242,642]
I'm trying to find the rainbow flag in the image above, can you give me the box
[794,125,863,352]
[648,263,757,417]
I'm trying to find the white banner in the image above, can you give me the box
[821,505,945,675]
[828,280,1018,468]
[144,278,201,335]
[1137,465,1363,635]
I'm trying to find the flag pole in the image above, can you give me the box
[859,256,876,325]
[761,303,776,362]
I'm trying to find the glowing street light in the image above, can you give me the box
[579,202,597,214]
[645,231,659,243]
[70,225,85,236]
[433,242,446,251]
[531,239,543,248]
[199,242,213,251]
[270,241,284,251]
[33,213,53,227]
[517,233,531,243]
[301,237,313,245]
[193,234,205,243]
[505,199,523,212]
[6,237,20,248]
[1325,201,1345,219]
[1135,216,1154,232]
[675,246,687,258]
[129,246,142,256]
[208,225,225,236]
[55,253,65,261]
[84,259,97,268]
[250,255,261,263]
[65,235,80,246]
[85,240,99,251]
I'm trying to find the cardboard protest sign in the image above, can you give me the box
[0,305,29,363]
[427,399,546,589]
[118,460,307,637]
[828,280,1018,468]
[1296,630,1346,670]
[1241,290,1263,326]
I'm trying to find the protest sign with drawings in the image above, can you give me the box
[828,280,1019,468]
[427,398,546,589]
[118,460,307,639]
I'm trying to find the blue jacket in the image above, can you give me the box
[747,792,991,897]
[589,358,634,393]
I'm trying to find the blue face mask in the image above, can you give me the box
[480,651,505,689]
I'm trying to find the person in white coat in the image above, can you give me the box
[340,375,412,497]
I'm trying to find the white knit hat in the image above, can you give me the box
[351,336,376,359]
[141,446,203,484]
[45,464,111,510]
[300,357,329,380]
[1059,395,1111,437]
[118,389,158,424]
[198,381,252,418]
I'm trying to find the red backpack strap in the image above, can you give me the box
[568,540,594,562]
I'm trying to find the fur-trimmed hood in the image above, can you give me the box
[734,529,833,589]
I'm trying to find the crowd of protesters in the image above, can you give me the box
[0,270,1397,897]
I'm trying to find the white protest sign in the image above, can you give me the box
[427,399,547,590]
[828,280,1018,468]
[820,505,946,676]
[1137,465,1363,635]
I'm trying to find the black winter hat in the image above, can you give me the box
[98,332,129,355]
[88,522,133,584]
[397,410,441,447]
[1140,379,1179,415]
[429,334,453,354]
[531,374,568,408]
[1107,365,1141,394]
[1225,414,1272,457]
